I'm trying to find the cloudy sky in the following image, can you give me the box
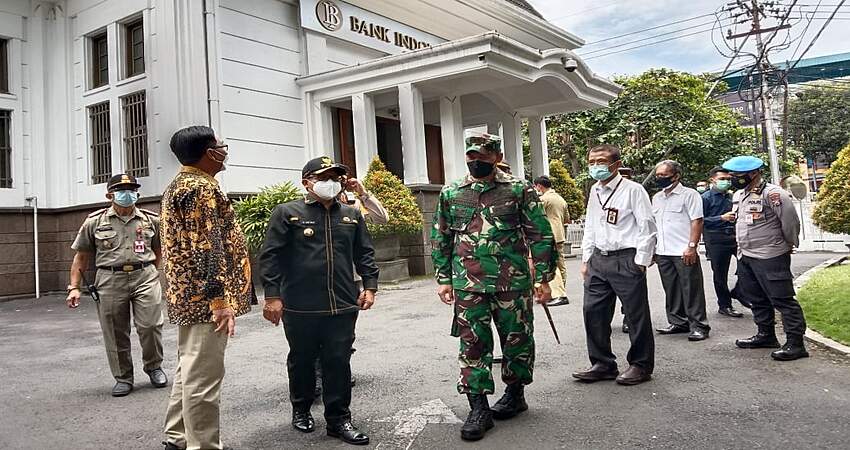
[527,0,850,78]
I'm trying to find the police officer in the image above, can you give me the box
[66,174,166,397]
[723,156,808,361]
[431,132,556,442]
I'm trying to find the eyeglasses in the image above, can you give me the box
[308,174,342,182]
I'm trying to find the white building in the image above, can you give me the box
[0,0,618,296]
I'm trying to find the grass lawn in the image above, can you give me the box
[798,262,850,346]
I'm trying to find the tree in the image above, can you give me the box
[544,69,790,188]
[363,157,422,237]
[786,85,850,165]
[812,143,850,235]
[548,159,585,219]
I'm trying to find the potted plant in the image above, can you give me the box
[363,157,422,261]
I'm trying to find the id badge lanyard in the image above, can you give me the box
[596,179,624,225]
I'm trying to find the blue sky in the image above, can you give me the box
[527,0,850,78]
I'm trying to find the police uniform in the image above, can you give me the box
[71,174,165,390]
[723,156,808,360]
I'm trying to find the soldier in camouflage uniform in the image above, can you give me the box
[431,132,556,442]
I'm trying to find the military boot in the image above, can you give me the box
[735,326,781,349]
[460,394,494,441]
[490,383,528,420]
[771,336,810,361]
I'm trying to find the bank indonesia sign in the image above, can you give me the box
[302,0,444,55]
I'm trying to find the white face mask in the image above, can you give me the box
[312,180,342,200]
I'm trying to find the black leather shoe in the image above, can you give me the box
[688,330,709,341]
[327,421,369,445]
[615,365,652,386]
[111,382,133,397]
[162,441,184,450]
[147,368,168,388]
[460,394,494,441]
[621,322,630,333]
[572,364,619,382]
[546,297,570,307]
[719,307,744,318]
[656,325,689,335]
[292,410,315,433]
[736,332,781,349]
[490,384,527,420]
[771,340,810,361]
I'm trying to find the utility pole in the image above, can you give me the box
[728,0,785,184]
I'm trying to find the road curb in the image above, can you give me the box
[794,255,850,356]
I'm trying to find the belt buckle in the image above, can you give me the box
[599,250,610,256]
[122,264,134,272]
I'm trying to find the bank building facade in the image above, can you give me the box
[0,0,618,297]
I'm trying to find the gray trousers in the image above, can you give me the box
[583,249,655,372]
[657,255,710,333]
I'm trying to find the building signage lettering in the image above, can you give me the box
[303,0,443,56]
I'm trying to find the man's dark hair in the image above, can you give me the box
[588,144,621,162]
[533,175,552,188]
[169,126,217,165]
[709,166,729,177]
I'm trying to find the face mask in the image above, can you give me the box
[655,176,674,190]
[732,173,753,189]
[312,180,342,200]
[113,190,139,207]
[467,160,495,178]
[696,186,706,193]
[588,164,613,181]
[714,180,732,192]
[209,149,228,169]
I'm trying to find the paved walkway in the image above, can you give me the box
[1,252,848,449]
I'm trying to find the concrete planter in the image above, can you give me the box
[373,234,401,262]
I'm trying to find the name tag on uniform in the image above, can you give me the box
[134,239,146,253]
[606,208,619,225]
[743,214,754,224]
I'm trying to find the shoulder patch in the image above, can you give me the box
[87,208,108,218]
[768,192,782,206]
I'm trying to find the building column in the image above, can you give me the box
[439,96,465,182]
[352,92,378,178]
[528,116,550,177]
[398,83,429,184]
[501,113,525,179]
[305,93,334,160]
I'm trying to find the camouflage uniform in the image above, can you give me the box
[431,168,556,395]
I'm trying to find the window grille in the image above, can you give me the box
[122,91,148,177]
[88,102,111,184]
[0,110,11,188]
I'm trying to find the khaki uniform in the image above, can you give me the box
[539,189,570,298]
[72,206,164,384]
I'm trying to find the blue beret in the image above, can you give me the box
[722,155,764,172]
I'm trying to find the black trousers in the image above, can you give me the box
[657,255,710,332]
[704,233,737,309]
[583,249,655,373]
[283,312,358,424]
[736,253,807,339]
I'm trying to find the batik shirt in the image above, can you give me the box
[431,169,556,293]
[160,166,252,325]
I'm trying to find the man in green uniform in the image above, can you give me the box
[66,174,166,397]
[431,132,556,442]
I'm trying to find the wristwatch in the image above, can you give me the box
[688,242,697,249]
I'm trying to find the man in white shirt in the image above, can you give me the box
[651,160,710,342]
[574,144,657,386]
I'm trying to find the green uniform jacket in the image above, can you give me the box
[431,170,557,293]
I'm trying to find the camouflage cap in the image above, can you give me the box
[465,132,502,155]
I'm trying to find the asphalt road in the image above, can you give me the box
[1,252,848,450]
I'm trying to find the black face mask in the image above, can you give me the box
[655,176,674,190]
[732,173,753,189]
[467,160,495,178]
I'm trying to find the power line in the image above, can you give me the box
[579,19,734,56]
[582,28,720,60]
[581,13,717,46]
[775,0,847,88]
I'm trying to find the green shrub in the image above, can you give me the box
[813,143,850,234]
[363,157,422,238]
[233,182,302,253]
[548,159,586,219]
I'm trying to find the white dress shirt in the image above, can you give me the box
[652,183,704,256]
[581,174,658,267]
